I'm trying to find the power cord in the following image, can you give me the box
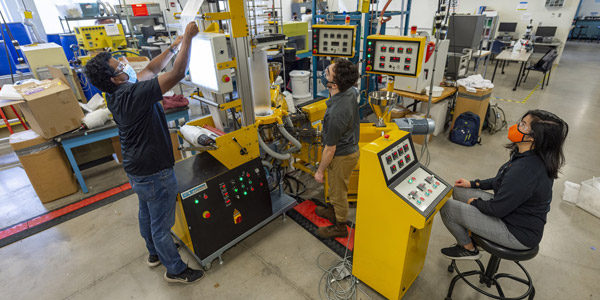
[316,223,372,300]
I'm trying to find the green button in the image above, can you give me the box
[249,180,252,184]
[234,189,238,192]
[242,184,245,188]
[194,199,199,204]
[408,179,413,184]
[243,191,247,195]
[239,177,243,181]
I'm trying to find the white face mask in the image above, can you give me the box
[123,64,137,83]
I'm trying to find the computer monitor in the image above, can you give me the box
[535,26,557,37]
[498,22,517,33]
[141,26,156,40]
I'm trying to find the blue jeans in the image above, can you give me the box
[127,168,187,275]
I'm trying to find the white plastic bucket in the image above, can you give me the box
[289,70,311,99]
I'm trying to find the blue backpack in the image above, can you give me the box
[449,112,481,146]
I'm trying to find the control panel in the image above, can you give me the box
[74,24,126,51]
[378,137,417,183]
[365,35,426,77]
[311,25,356,58]
[391,167,448,213]
[176,155,273,260]
[375,134,451,218]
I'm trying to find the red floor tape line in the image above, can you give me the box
[0,183,131,241]
[292,200,355,251]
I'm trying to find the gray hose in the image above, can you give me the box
[278,123,301,153]
[258,131,291,160]
[284,115,294,128]
[262,160,273,169]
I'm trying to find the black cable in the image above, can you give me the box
[1,35,14,83]
[0,9,25,65]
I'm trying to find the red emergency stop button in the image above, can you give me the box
[366,65,372,71]
[235,216,242,223]
[384,134,390,139]
[202,211,211,218]
[313,50,317,54]
[222,75,230,83]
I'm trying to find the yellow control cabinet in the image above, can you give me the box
[353,129,452,299]
[74,24,127,51]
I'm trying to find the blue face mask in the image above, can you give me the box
[123,64,137,83]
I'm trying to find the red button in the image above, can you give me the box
[313,50,317,54]
[420,197,425,201]
[384,134,390,139]
[428,189,432,193]
[247,174,250,177]
[204,194,208,199]
[366,65,372,71]
[260,182,264,186]
[251,187,254,191]
[313,35,317,38]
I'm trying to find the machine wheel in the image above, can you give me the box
[447,264,454,273]
[203,263,212,271]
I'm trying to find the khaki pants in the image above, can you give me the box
[327,151,359,223]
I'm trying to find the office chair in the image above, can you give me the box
[520,49,558,89]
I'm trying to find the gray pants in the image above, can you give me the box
[440,187,529,250]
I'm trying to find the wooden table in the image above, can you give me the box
[389,86,457,114]
[491,49,532,91]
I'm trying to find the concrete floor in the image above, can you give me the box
[1,41,599,299]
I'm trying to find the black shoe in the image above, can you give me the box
[147,243,181,267]
[441,244,481,260]
[164,267,205,284]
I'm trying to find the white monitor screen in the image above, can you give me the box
[189,36,219,91]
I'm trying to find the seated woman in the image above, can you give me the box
[440,110,568,260]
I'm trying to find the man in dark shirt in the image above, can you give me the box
[314,59,360,238]
[84,22,203,283]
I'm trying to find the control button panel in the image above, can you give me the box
[365,35,425,77]
[392,167,448,213]
[379,139,416,182]
[312,25,356,57]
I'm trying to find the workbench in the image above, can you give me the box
[55,107,189,193]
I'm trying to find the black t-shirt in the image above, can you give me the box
[106,78,174,176]
[322,87,360,156]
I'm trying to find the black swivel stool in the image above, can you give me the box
[445,233,539,300]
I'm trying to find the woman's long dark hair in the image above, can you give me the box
[506,110,568,179]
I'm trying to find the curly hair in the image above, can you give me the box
[84,52,118,94]
[332,59,359,93]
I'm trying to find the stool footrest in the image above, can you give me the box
[446,259,535,300]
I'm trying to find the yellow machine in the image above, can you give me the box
[311,25,357,58]
[350,36,451,299]
[74,24,127,51]
[365,35,427,78]
[352,127,452,299]
[282,22,310,55]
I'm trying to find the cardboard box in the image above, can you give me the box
[14,77,84,139]
[9,130,78,203]
[451,86,492,136]
[111,132,182,164]
[72,139,115,165]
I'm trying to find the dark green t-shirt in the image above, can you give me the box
[322,87,360,156]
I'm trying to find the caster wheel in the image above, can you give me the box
[447,265,454,273]
[203,263,212,271]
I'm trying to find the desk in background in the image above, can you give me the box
[56,107,189,193]
[491,50,532,91]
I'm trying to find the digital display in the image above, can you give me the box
[332,41,340,46]
[390,57,400,62]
